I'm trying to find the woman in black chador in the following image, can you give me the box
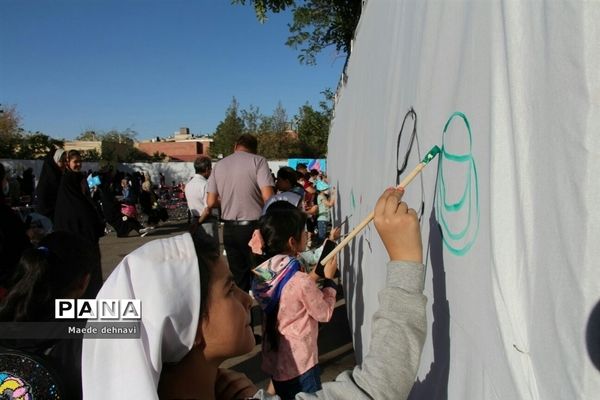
[54,169,104,297]
[35,147,66,221]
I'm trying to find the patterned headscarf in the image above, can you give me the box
[252,254,300,314]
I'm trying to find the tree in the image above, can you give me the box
[271,101,289,133]
[241,105,262,134]
[213,96,334,160]
[257,130,299,159]
[0,105,22,158]
[100,128,139,162]
[150,151,167,162]
[80,149,101,161]
[0,105,21,137]
[124,147,153,162]
[16,132,64,159]
[295,90,333,157]
[103,128,137,145]
[233,0,362,65]
[210,98,245,158]
[255,102,298,159]
[76,130,101,141]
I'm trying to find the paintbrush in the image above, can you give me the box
[319,145,441,266]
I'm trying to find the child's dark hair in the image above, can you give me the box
[257,202,307,351]
[191,233,221,318]
[67,149,81,160]
[0,231,98,322]
[259,202,307,260]
[276,166,298,184]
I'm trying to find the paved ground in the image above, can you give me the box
[99,218,191,280]
[98,217,356,388]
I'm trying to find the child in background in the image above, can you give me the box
[275,166,304,198]
[315,181,336,246]
[252,203,339,399]
[140,181,169,227]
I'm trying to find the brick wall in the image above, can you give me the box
[138,141,206,160]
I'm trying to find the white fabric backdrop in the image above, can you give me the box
[328,1,600,399]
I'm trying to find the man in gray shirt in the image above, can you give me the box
[207,134,274,291]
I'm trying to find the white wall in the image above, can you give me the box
[0,159,288,187]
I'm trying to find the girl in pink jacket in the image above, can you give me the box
[252,202,339,400]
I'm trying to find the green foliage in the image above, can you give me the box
[102,128,137,146]
[0,105,21,136]
[0,105,22,158]
[75,130,101,141]
[0,105,64,159]
[124,147,153,162]
[16,132,64,159]
[210,98,245,158]
[271,101,289,133]
[255,102,297,159]
[293,88,332,157]
[236,101,298,159]
[241,105,262,134]
[80,149,101,161]
[213,92,332,159]
[100,141,118,162]
[90,128,140,162]
[233,0,362,65]
[257,131,299,159]
[232,0,294,22]
[150,151,167,162]
[295,103,329,157]
[0,133,22,159]
[0,105,156,163]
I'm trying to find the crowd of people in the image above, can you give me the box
[0,134,428,400]
[0,149,175,297]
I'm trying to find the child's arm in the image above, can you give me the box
[299,264,338,323]
[324,188,336,207]
[295,188,427,400]
[215,368,259,399]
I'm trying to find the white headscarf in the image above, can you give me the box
[82,233,200,399]
[53,148,65,164]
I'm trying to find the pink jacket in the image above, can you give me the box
[261,272,337,381]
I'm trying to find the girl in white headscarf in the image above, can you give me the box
[81,232,258,399]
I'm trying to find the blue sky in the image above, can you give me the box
[0,0,344,140]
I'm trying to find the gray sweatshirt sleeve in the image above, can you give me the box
[294,260,428,400]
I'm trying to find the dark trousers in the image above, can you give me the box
[110,217,143,238]
[273,365,322,400]
[222,223,256,292]
[146,207,168,225]
[84,243,103,299]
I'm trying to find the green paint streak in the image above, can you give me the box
[435,112,480,256]
[421,145,441,164]
[350,189,356,210]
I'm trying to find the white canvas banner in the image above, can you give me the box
[328,1,600,399]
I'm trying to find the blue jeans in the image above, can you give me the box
[317,220,328,242]
[273,365,322,400]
